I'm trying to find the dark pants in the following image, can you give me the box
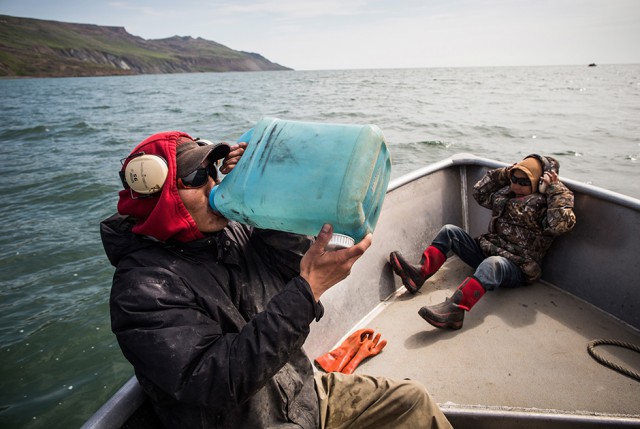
[431,224,525,290]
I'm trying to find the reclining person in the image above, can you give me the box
[389,154,576,330]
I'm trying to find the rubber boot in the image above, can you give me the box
[418,277,485,330]
[389,246,446,293]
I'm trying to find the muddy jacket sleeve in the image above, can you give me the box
[111,266,317,409]
[108,228,320,422]
[250,227,313,283]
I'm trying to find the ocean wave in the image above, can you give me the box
[0,125,50,141]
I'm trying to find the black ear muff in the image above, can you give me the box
[120,153,168,195]
[539,156,551,173]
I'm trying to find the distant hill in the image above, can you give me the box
[0,14,292,77]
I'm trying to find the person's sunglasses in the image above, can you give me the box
[510,175,531,187]
[177,164,218,189]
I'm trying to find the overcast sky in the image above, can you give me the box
[2,0,639,70]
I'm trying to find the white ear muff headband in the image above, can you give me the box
[120,153,168,195]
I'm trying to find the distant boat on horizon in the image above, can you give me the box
[588,63,597,67]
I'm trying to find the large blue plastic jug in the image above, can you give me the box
[209,117,391,247]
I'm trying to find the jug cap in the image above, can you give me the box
[327,233,355,250]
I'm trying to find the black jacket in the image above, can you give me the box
[101,214,323,428]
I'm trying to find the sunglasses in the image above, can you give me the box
[510,175,531,187]
[177,164,218,189]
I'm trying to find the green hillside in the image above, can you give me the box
[0,15,291,77]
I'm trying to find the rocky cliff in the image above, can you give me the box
[0,15,291,77]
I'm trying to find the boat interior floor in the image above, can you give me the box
[350,256,640,418]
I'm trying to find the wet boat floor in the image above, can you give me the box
[353,257,640,418]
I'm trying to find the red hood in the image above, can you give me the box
[117,131,204,243]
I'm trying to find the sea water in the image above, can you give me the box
[0,64,638,428]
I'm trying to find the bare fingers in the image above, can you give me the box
[220,142,247,174]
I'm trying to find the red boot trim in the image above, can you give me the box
[420,246,446,277]
[456,277,485,311]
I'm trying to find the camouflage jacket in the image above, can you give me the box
[472,162,576,283]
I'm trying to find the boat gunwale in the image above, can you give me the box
[389,153,640,211]
[442,404,640,428]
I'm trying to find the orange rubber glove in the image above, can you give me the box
[314,329,374,372]
[340,332,387,374]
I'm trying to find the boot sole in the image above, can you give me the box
[389,253,419,293]
[418,307,463,330]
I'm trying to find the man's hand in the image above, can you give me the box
[300,224,372,302]
[219,142,247,175]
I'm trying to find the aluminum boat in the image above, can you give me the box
[83,154,640,429]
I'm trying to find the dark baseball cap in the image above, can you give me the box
[176,138,230,178]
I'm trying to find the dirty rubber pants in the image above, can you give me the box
[315,372,453,429]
